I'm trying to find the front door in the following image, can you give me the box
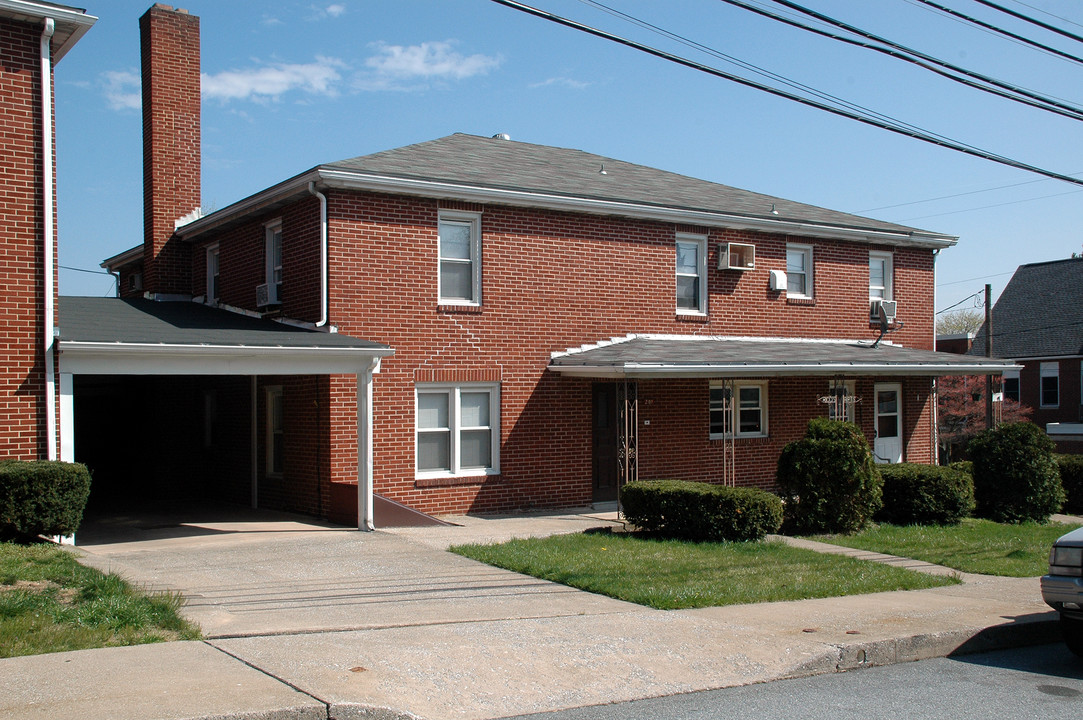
[592,383,619,502]
[873,383,903,464]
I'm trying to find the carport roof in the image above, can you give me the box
[549,335,1017,378]
[58,297,391,375]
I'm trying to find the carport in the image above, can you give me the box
[56,297,392,531]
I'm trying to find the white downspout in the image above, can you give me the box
[308,182,329,328]
[41,18,57,461]
[357,357,380,531]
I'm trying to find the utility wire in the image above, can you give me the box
[972,0,1083,45]
[936,291,984,315]
[910,0,1083,65]
[1010,1,1083,32]
[758,0,1083,120]
[490,0,1083,187]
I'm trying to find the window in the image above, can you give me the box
[869,251,893,318]
[1002,369,1020,403]
[826,380,856,423]
[416,384,500,477]
[206,244,220,303]
[438,211,482,304]
[1041,362,1059,408]
[265,221,282,287]
[266,386,284,476]
[709,381,768,438]
[676,233,707,314]
[786,244,813,298]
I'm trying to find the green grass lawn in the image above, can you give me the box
[808,519,1083,577]
[451,530,957,610]
[0,542,201,658]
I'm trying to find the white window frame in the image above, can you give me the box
[265,220,283,287]
[709,380,768,439]
[869,250,893,319]
[266,386,284,477]
[786,243,814,299]
[676,233,707,315]
[206,243,220,304]
[1040,362,1060,408]
[438,211,482,305]
[416,383,500,478]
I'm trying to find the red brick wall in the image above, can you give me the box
[140,5,199,295]
[0,17,52,460]
[1019,358,1082,427]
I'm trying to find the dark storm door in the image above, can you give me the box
[592,383,619,502]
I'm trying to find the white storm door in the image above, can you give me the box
[874,383,902,464]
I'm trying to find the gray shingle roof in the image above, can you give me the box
[59,297,389,351]
[970,258,1083,359]
[550,336,1014,378]
[325,133,942,238]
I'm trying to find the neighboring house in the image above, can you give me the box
[970,258,1083,452]
[78,5,1011,527]
[0,1,95,461]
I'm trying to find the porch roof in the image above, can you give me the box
[549,335,1017,379]
[57,297,392,375]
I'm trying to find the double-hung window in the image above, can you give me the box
[676,233,707,314]
[266,386,284,477]
[1040,362,1059,408]
[826,380,856,423]
[438,211,482,305]
[417,384,500,477]
[206,244,220,304]
[786,244,813,298]
[265,221,282,303]
[869,251,893,319]
[1002,369,1020,403]
[709,381,768,438]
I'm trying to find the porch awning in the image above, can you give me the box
[549,335,1017,379]
[58,297,392,375]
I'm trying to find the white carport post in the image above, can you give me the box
[59,373,74,462]
[357,358,380,531]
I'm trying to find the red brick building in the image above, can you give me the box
[76,5,1012,527]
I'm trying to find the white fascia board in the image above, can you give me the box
[0,1,97,61]
[175,168,957,250]
[550,361,1019,379]
[100,244,143,271]
[59,341,392,376]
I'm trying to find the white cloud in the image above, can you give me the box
[260,15,284,26]
[102,70,141,111]
[530,77,591,90]
[326,4,346,18]
[365,41,501,81]
[201,57,345,102]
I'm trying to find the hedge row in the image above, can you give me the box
[876,463,974,526]
[1056,454,1083,515]
[620,479,782,542]
[0,460,91,539]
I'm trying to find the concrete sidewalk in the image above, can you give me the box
[0,509,1076,720]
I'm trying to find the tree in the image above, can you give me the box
[936,309,984,336]
[937,375,1031,463]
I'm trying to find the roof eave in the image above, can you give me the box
[0,1,97,61]
[175,168,958,250]
[549,361,1019,379]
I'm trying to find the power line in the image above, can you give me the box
[973,0,1083,45]
[855,174,1069,212]
[1008,1,1083,32]
[490,0,1083,187]
[937,271,1015,287]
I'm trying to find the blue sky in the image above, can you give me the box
[54,1,1083,316]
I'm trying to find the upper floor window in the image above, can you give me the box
[1040,362,1059,408]
[438,211,482,305]
[206,244,220,304]
[786,244,813,298]
[416,383,500,477]
[265,221,282,287]
[676,233,707,314]
[709,381,768,438]
[869,251,893,319]
[1002,369,1020,403]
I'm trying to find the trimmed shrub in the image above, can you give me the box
[776,418,882,534]
[0,460,92,539]
[876,463,975,526]
[949,460,973,478]
[1056,454,1083,515]
[968,422,1064,524]
[620,479,783,542]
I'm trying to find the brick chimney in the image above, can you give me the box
[140,4,199,295]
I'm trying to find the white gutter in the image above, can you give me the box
[175,169,958,250]
[308,182,329,328]
[549,361,1019,379]
[41,17,55,460]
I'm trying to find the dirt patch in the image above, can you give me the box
[0,579,78,603]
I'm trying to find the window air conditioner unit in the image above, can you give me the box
[871,299,897,323]
[256,282,280,307]
[718,242,755,270]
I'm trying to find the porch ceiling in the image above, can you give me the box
[548,335,1018,379]
[57,297,392,375]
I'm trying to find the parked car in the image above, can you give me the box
[1041,525,1083,657]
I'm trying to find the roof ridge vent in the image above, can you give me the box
[492,133,511,140]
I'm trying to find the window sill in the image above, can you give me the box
[709,434,768,442]
[416,472,499,488]
[676,312,709,322]
[438,303,483,314]
[786,297,815,306]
